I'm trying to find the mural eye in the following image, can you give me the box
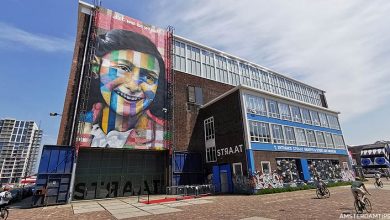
[116,64,132,72]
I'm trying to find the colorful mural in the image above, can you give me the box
[76,8,169,150]
[308,159,343,180]
[252,171,284,189]
[276,158,300,183]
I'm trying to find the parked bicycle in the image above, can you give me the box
[354,193,372,214]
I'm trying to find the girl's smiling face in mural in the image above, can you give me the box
[99,49,160,117]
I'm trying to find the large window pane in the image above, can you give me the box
[267,100,279,118]
[319,113,329,127]
[278,103,291,120]
[306,130,317,147]
[310,111,320,126]
[315,131,326,148]
[301,108,312,124]
[295,128,307,146]
[290,106,302,122]
[284,126,296,145]
[250,121,271,143]
[271,124,284,144]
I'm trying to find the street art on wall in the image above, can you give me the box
[308,159,343,180]
[252,171,284,189]
[76,8,170,150]
[276,158,300,183]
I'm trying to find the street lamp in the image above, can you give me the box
[49,112,62,116]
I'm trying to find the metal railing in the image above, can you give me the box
[166,184,214,198]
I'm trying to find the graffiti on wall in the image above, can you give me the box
[252,171,284,189]
[276,159,300,183]
[75,7,170,150]
[341,170,355,181]
[309,159,343,180]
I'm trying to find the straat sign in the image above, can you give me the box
[217,144,243,157]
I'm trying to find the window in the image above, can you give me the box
[233,163,243,176]
[301,108,312,124]
[278,103,291,120]
[228,60,240,86]
[319,113,329,127]
[324,133,334,148]
[327,115,341,130]
[240,63,251,86]
[245,94,267,116]
[261,161,271,175]
[173,41,186,72]
[315,131,326,148]
[306,130,317,147]
[187,45,201,76]
[251,68,261,89]
[284,126,296,145]
[332,134,345,149]
[290,106,302,122]
[295,128,307,146]
[267,100,279,118]
[204,117,216,163]
[249,121,271,143]
[202,50,215,80]
[310,111,320,126]
[271,124,284,144]
[260,70,270,92]
[215,55,229,83]
[204,117,215,141]
[187,86,203,105]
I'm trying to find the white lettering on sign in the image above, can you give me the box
[217,144,243,157]
[273,145,339,154]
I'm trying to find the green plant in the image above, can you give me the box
[255,181,352,195]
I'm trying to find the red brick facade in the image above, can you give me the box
[172,71,233,151]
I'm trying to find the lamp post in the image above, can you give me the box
[49,112,62,117]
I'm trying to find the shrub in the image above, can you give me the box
[255,181,352,195]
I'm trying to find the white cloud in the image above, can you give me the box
[0,22,73,52]
[153,0,390,122]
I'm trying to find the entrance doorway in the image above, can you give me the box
[73,148,167,200]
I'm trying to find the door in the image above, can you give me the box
[220,171,229,193]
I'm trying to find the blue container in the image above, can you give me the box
[32,145,74,206]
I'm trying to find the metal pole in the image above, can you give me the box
[67,10,93,204]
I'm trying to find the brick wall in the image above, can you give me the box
[57,12,90,145]
[172,71,233,151]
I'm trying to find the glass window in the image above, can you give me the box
[310,111,320,126]
[202,50,215,80]
[332,134,345,149]
[306,130,317,147]
[324,133,334,148]
[327,115,341,130]
[206,147,217,163]
[233,163,243,176]
[284,126,296,145]
[271,124,284,144]
[251,68,261,89]
[245,94,267,116]
[295,128,307,146]
[315,131,326,148]
[261,161,271,175]
[240,63,251,86]
[204,117,215,140]
[260,70,270,92]
[187,45,201,76]
[301,108,312,124]
[174,41,186,72]
[290,106,302,122]
[267,100,279,118]
[228,60,240,86]
[319,113,329,127]
[250,121,271,143]
[278,103,291,120]
[215,55,229,84]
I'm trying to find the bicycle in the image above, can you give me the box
[354,194,372,214]
[0,205,8,220]
[316,185,330,199]
[374,179,383,188]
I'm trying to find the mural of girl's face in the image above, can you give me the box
[99,49,160,117]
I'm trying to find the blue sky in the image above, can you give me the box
[0,0,389,146]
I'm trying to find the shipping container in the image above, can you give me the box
[32,145,74,206]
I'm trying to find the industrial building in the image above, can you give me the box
[50,1,353,201]
[0,118,42,184]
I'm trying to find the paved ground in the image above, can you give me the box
[7,179,390,220]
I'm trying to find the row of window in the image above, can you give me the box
[174,40,324,107]
[245,94,340,130]
[249,120,345,149]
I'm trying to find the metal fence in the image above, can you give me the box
[166,184,214,197]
